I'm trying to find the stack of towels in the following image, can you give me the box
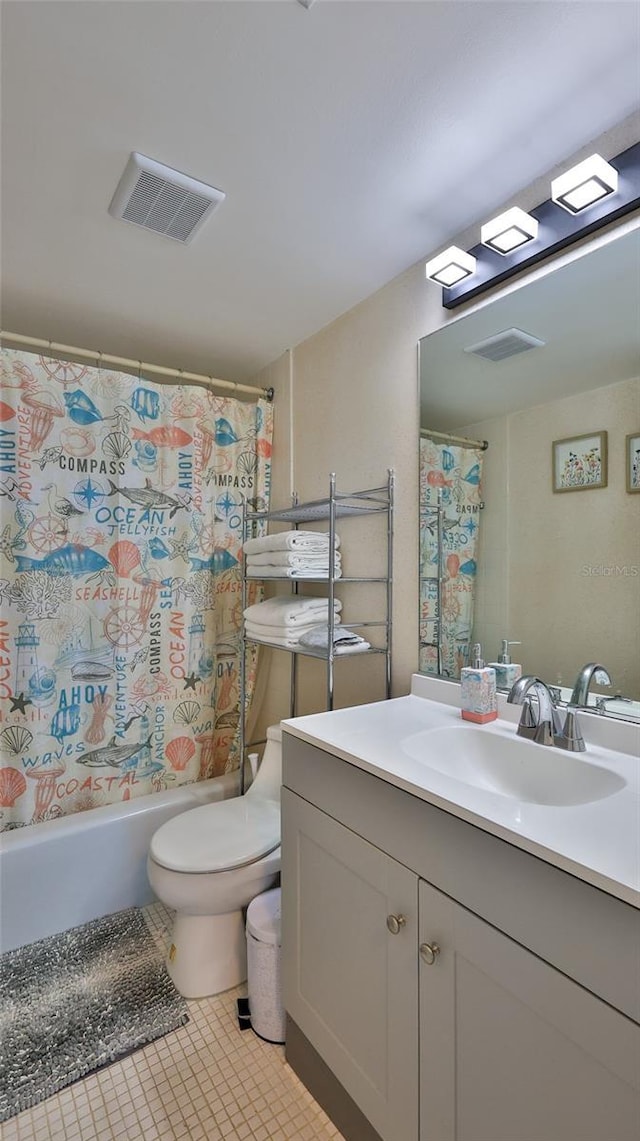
[243,596,369,653]
[243,530,341,579]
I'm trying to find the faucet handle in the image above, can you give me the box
[556,706,586,753]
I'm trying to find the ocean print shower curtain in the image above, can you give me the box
[0,349,272,831]
[419,436,484,679]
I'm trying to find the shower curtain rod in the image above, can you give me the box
[0,331,275,402]
[421,427,488,451]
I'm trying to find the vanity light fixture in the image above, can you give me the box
[551,153,618,215]
[432,140,640,310]
[425,246,476,287]
[480,207,538,255]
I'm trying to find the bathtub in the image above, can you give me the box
[0,774,238,954]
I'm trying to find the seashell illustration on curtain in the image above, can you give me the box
[0,347,273,832]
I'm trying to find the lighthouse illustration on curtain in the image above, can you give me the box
[14,624,56,708]
[187,614,214,681]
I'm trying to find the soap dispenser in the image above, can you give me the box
[460,644,498,724]
[489,640,522,689]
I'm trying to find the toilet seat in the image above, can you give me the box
[150,797,280,874]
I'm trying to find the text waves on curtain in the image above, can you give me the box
[419,438,483,679]
[0,349,273,831]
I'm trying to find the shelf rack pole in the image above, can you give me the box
[290,490,299,719]
[327,473,337,711]
[386,468,394,699]
[239,497,248,795]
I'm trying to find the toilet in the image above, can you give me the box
[147,724,282,999]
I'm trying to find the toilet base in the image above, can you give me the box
[166,910,247,998]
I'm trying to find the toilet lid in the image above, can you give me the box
[150,797,280,874]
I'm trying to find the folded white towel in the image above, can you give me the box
[247,634,371,654]
[246,565,342,580]
[245,624,315,648]
[243,530,340,555]
[298,625,371,652]
[243,596,342,627]
[245,619,320,640]
[245,623,369,653]
[246,549,342,569]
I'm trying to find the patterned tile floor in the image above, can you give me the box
[1,904,344,1141]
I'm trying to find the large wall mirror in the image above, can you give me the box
[418,225,640,720]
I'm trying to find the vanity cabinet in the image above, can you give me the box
[282,736,640,1141]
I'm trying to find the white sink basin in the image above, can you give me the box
[402,725,626,806]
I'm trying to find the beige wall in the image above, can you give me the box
[509,376,640,698]
[463,378,640,698]
[250,112,640,724]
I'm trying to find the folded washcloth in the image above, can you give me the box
[298,624,371,652]
[243,530,340,555]
[246,549,342,569]
[246,564,342,580]
[243,596,342,627]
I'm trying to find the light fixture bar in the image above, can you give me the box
[438,140,640,310]
[551,154,618,215]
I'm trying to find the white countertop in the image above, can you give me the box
[283,677,640,909]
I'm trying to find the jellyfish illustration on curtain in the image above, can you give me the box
[0,350,273,831]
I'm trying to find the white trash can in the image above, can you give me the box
[246,887,285,1044]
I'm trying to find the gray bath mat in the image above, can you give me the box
[0,906,188,1122]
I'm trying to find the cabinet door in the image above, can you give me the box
[419,878,640,1141]
[282,789,419,1141]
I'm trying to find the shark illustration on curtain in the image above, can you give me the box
[419,436,484,679]
[0,349,272,831]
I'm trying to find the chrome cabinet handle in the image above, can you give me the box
[419,941,440,965]
[386,914,406,935]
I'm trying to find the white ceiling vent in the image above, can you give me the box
[464,327,546,362]
[109,153,225,243]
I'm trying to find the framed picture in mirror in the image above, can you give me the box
[626,431,640,493]
[552,430,608,493]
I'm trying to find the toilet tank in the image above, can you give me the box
[246,724,282,802]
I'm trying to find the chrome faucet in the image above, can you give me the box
[569,662,613,708]
[507,676,562,746]
[555,663,613,753]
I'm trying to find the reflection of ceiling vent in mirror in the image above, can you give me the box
[109,153,225,243]
[464,328,546,361]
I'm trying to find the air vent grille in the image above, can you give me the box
[110,153,225,243]
[464,328,545,361]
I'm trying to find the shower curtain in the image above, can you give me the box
[419,436,484,679]
[0,349,272,831]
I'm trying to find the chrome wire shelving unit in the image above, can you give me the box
[238,470,394,792]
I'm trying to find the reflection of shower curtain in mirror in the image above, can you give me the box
[419,438,484,679]
[0,349,273,832]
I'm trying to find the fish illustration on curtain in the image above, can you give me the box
[419,437,484,679]
[0,349,273,831]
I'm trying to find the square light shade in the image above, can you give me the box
[481,207,538,255]
[551,154,618,214]
[425,246,476,287]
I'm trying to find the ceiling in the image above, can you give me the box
[419,225,640,430]
[1,1,639,382]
